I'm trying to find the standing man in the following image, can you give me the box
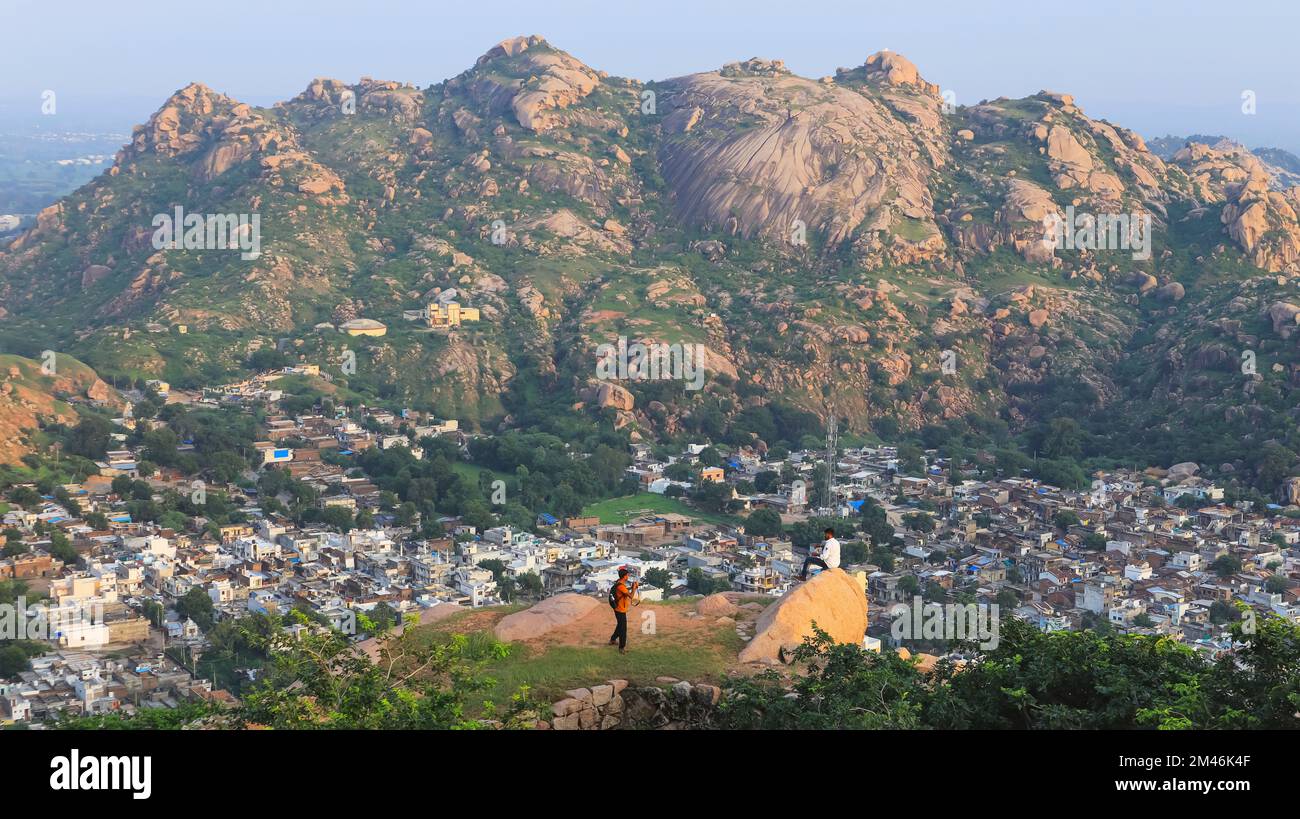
[799,527,841,580]
[608,567,639,654]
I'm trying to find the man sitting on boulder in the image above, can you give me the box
[798,527,841,581]
[608,567,638,654]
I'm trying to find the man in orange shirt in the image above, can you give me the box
[608,567,639,654]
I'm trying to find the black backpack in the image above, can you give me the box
[608,581,620,609]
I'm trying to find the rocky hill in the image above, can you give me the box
[0,353,119,465]
[5,35,1300,482]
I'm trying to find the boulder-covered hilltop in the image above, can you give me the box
[0,353,121,465]
[4,35,1300,458]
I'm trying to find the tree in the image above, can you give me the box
[1082,532,1107,551]
[142,600,166,628]
[927,618,1208,729]
[869,547,895,571]
[1210,554,1243,578]
[744,508,783,538]
[248,347,289,371]
[687,567,728,594]
[478,560,508,582]
[1265,574,1289,595]
[235,612,535,729]
[9,486,40,509]
[1252,444,1295,492]
[897,445,925,476]
[65,415,113,460]
[588,445,631,490]
[517,572,543,597]
[841,540,869,564]
[1033,458,1087,490]
[0,644,37,677]
[718,628,927,729]
[903,513,934,533]
[1041,417,1084,459]
[753,471,781,493]
[644,568,672,592]
[789,517,856,550]
[367,603,398,631]
[321,506,355,534]
[1209,600,1238,625]
[498,576,518,602]
[691,480,732,514]
[207,451,248,484]
[176,587,215,631]
[141,427,182,468]
[995,448,1032,477]
[664,462,693,482]
[857,499,896,548]
[1052,510,1080,529]
[48,531,78,565]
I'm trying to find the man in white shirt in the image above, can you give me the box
[799,528,841,580]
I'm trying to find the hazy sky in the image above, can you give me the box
[2,0,1297,150]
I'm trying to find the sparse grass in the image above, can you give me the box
[890,217,936,242]
[405,600,745,705]
[482,630,742,703]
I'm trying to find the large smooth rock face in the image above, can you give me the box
[494,593,602,641]
[738,569,867,665]
[654,55,943,250]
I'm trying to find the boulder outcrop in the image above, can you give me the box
[494,593,601,641]
[696,593,737,617]
[737,568,867,664]
[656,54,943,249]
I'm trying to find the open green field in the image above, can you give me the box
[580,492,738,526]
[450,461,514,485]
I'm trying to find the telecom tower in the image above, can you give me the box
[822,408,838,512]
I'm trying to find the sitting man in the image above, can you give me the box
[798,527,841,581]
